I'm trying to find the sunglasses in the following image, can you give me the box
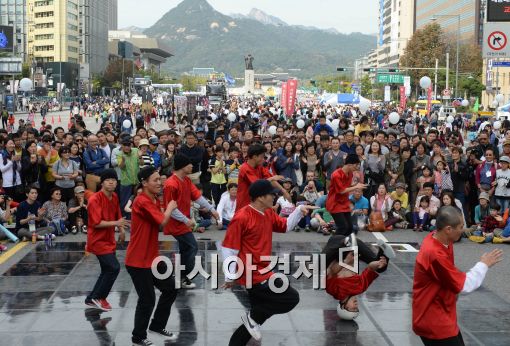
[76,139,83,142]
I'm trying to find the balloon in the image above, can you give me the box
[210,113,217,121]
[389,112,400,124]
[494,120,502,130]
[122,119,132,129]
[359,99,371,112]
[228,113,236,122]
[447,115,454,124]
[496,94,505,104]
[268,125,277,135]
[19,78,33,91]
[196,105,204,112]
[326,119,333,128]
[492,100,499,108]
[461,99,469,107]
[296,119,305,129]
[331,119,340,130]
[419,76,432,89]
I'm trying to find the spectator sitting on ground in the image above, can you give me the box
[350,189,369,232]
[467,202,506,244]
[216,183,237,230]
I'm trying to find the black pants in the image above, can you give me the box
[2,117,7,129]
[87,253,120,301]
[421,332,465,346]
[174,232,198,277]
[323,235,381,264]
[332,212,353,236]
[211,183,226,206]
[126,263,178,343]
[229,278,300,346]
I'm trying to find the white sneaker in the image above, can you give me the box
[376,239,396,259]
[148,328,178,342]
[181,279,196,289]
[132,339,154,346]
[241,312,261,341]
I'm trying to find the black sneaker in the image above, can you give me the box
[148,328,178,342]
[132,339,154,346]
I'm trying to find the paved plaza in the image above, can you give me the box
[1,228,510,346]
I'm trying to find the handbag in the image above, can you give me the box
[367,211,386,232]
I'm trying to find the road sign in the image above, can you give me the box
[493,61,510,67]
[483,23,510,58]
[442,89,451,96]
[377,74,405,84]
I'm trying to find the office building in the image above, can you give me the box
[107,0,117,30]
[79,0,109,75]
[0,0,28,59]
[415,0,484,45]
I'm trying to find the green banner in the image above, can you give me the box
[377,74,405,84]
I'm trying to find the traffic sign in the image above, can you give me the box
[483,23,510,58]
[442,89,451,96]
[377,74,405,84]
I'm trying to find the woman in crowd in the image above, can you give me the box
[53,146,80,203]
[42,187,69,235]
[0,138,24,201]
[276,140,299,181]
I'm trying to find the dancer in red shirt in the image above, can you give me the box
[326,154,367,236]
[125,166,179,346]
[163,153,219,289]
[222,179,316,345]
[413,206,503,345]
[236,143,288,212]
[85,169,130,312]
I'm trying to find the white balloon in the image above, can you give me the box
[228,113,236,122]
[296,119,305,129]
[19,78,33,91]
[447,115,454,124]
[419,76,432,89]
[331,119,340,130]
[389,112,400,124]
[359,99,371,112]
[268,125,277,135]
[461,99,469,107]
[326,119,333,128]
[494,120,502,130]
[196,105,204,112]
[492,100,499,108]
[210,113,217,121]
[122,119,131,129]
[496,94,505,104]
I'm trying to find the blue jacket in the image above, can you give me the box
[149,150,161,169]
[275,153,299,181]
[83,147,110,174]
[313,123,334,136]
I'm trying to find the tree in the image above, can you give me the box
[400,23,447,90]
[179,75,207,91]
[91,75,103,95]
[112,81,122,90]
[314,74,351,93]
[459,76,485,99]
[360,75,372,97]
[103,59,134,87]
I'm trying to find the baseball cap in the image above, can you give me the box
[249,180,280,200]
[138,139,149,148]
[74,186,85,194]
[501,156,510,164]
[148,136,159,145]
[479,192,490,201]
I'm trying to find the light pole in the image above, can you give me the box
[431,14,460,99]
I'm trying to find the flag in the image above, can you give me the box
[472,97,479,113]
[135,57,143,70]
[225,74,235,86]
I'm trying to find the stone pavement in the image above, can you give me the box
[1,231,510,346]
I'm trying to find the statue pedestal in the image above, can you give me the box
[244,69,255,94]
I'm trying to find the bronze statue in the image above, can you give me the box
[244,54,254,70]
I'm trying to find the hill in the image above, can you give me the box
[144,0,376,78]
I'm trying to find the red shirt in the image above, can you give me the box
[125,192,164,268]
[326,268,378,302]
[86,191,122,255]
[236,162,272,212]
[412,233,466,340]
[163,174,201,236]
[326,168,352,214]
[222,205,287,286]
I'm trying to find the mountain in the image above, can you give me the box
[144,0,376,78]
[120,26,146,33]
[231,9,287,27]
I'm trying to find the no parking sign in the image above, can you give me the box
[484,23,510,58]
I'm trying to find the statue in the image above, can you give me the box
[244,54,254,70]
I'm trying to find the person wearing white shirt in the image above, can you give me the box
[216,183,237,230]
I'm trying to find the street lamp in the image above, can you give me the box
[430,14,461,99]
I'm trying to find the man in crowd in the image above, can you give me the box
[83,134,110,192]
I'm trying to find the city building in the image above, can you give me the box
[354,56,369,82]
[0,0,28,60]
[107,0,117,30]
[376,0,415,67]
[190,67,216,77]
[108,31,173,77]
[414,0,484,45]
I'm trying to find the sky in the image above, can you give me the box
[117,0,378,34]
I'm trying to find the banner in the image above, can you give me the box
[281,81,289,115]
[426,86,432,116]
[384,85,391,102]
[399,86,407,109]
[286,79,298,116]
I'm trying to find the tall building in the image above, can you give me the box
[0,0,28,59]
[377,0,415,67]
[353,56,369,82]
[415,0,483,45]
[79,0,109,75]
[26,0,80,64]
[107,0,117,30]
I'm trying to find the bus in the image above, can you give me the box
[415,100,442,116]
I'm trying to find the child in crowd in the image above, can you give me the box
[137,139,154,169]
[225,147,243,184]
[124,187,143,220]
[433,161,453,197]
[494,155,510,213]
[413,195,430,232]
[385,200,409,229]
[468,202,505,243]
[390,182,409,211]
[310,206,336,235]
[275,178,298,218]
[191,184,214,233]
[416,166,434,198]
[474,192,491,227]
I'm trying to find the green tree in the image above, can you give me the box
[360,75,372,97]
[314,74,351,93]
[112,81,122,90]
[91,75,103,95]
[459,76,485,99]
[103,59,134,87]
[179,75,207,91]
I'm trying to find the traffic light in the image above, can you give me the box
[388,68,400,72]
[363,68,377,72]
[337,67,348,72]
